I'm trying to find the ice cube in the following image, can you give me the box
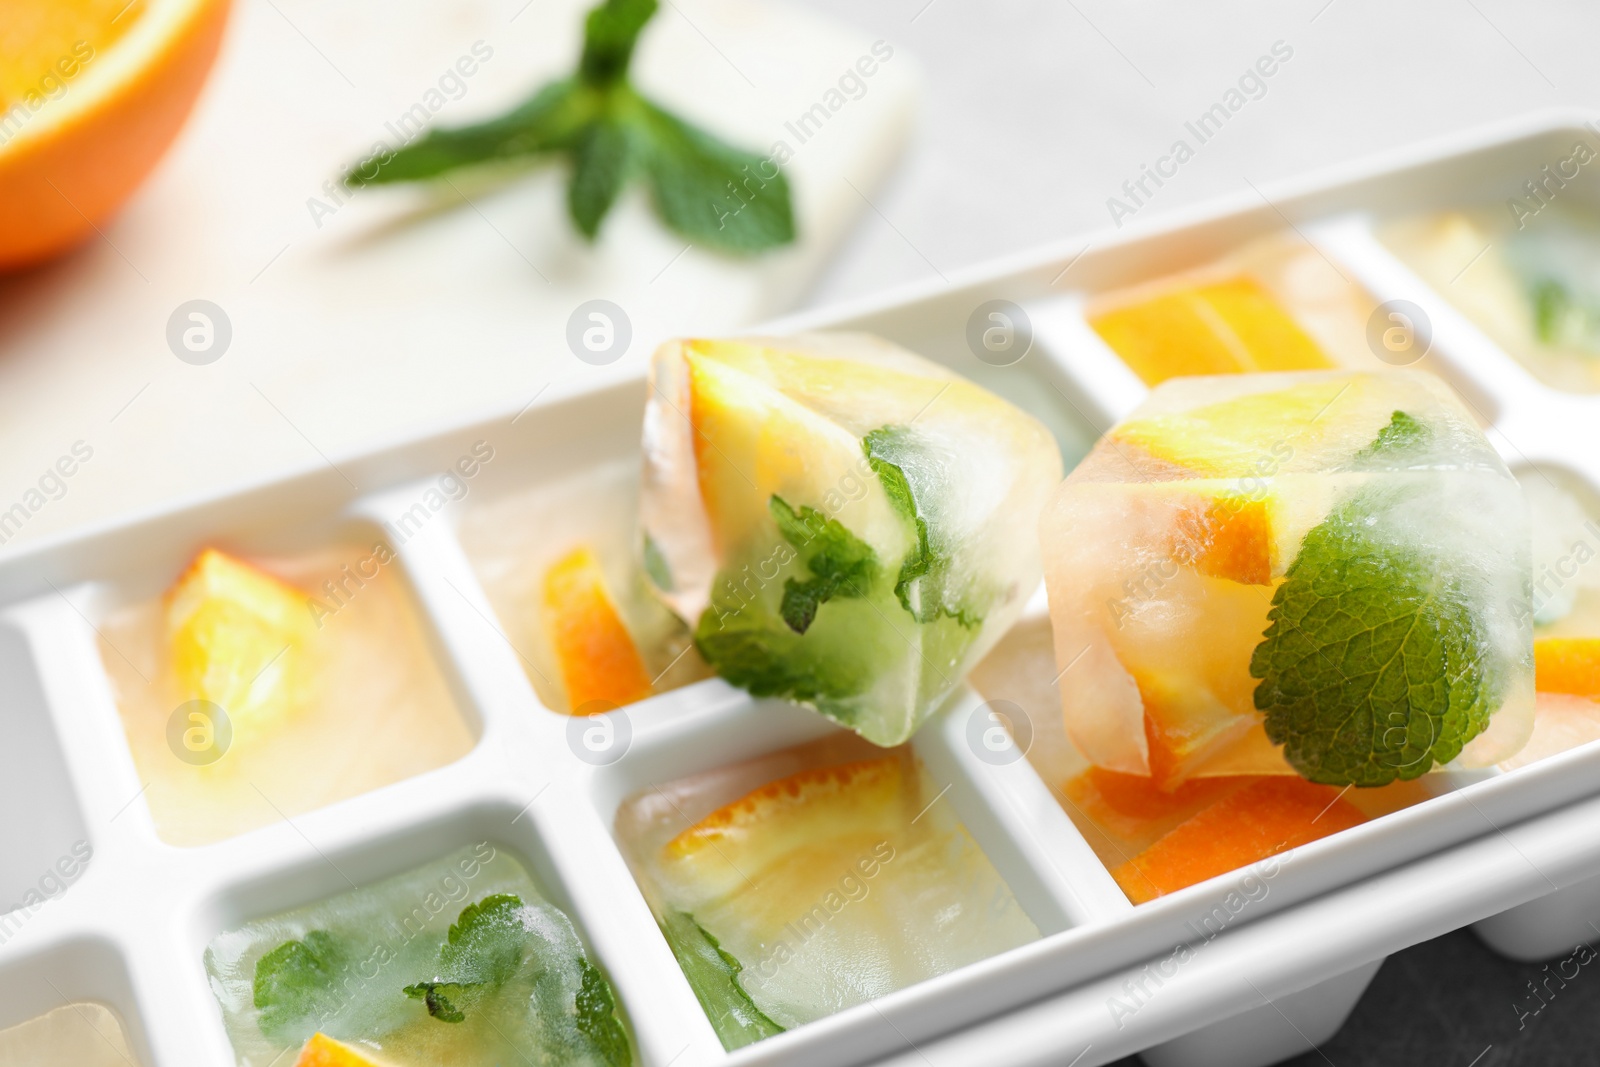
[639,334,1063,745]
[616,744,1037,1049]
[1380,207,1600,393]
[0,1004,139,1066]
[204,843,630,1067]
[1041,370,1534,788]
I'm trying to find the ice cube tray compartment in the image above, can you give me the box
[0,939,145,1062]
[2,111,1600,1067]
[0,620,91,913]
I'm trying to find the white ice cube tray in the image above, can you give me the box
[4,109,1600,1067]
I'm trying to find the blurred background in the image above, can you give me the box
[2,1,1597,1063]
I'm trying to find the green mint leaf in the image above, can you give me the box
[863,427,981,628]
[580,0,658,84]
[346,81,595,186]
[403,894,528,1023]
[252,930,352,1045]
[575,960,632,1067]
[659,911,784,1051]
[569,117,635,237]
[634,101,795,254]
[768,496,876,634]
[439,893,528,985]
[694,496,875,723]
[694,613,867,713]
[1249,471,1499,786]
[402,981,474,1023]
[1348,410,1430,469]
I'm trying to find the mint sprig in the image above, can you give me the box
[346,0,795,254]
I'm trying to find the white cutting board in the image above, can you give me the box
[0,0,917,548]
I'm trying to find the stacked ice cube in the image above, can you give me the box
[639,334,1063,745]
[1041,370,1533,788]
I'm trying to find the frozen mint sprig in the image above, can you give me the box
[345,0,795,254]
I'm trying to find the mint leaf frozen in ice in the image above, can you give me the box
[253,930,353,1045]
[864,426,981,629]
[1250,416,1499,786]
[770,495,877,635]
[660,910,784,1050]
[404,893,527,1023]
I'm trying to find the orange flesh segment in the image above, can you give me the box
[542,546,653,713]
[0,0,231,270]
[295,1033,390,1067]
[1090,276,1335,386]
[1175,495,1273,586]
[1,0,139,105]
[1111,777,1366,904]
[1534,636,1600,699]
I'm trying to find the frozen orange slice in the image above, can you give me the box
[542,546,653,713]
[0,0,231,268]
[1534,636,1600,699]
[1111,777,1365,903]
[1111,377,1386,479]
[662,756,909,902]
[1174,494,1273,586]
[295,1033,392,1067]
[1062,766,1246,862]
[1090,276,1335,386]
[165,548,314,730]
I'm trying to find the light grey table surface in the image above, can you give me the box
[792,0,1594,310]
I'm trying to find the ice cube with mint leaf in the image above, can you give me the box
[204,843,631,1066]
[1040,370,1534,788]
[639,334,1063,746]
[1505,206,1600,353]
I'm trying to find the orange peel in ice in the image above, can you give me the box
[542,545,653,713]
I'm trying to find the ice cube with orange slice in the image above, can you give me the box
[627,749,1037,1049]
[1083,232,1385,386]
[1090,276,1335,385]
[1496,473,1600,770]
[639,334,1062,745]
[1042,370,1533,804]
[541,545,654,713]
[165,547,315,737]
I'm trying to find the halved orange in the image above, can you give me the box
[542,546,654,713]
[0,0,230,269]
